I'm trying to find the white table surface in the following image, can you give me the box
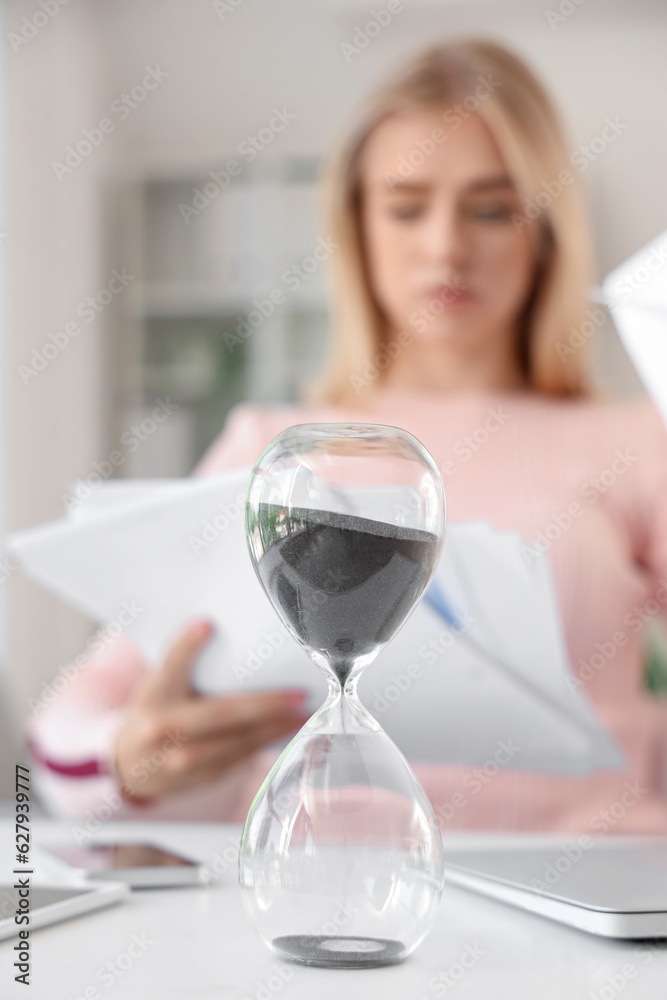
[1,819,667,999]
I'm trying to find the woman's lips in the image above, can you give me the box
[425,284,476,306]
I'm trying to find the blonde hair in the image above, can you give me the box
[305,39,594,405]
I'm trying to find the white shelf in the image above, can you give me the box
[113,158,330,476]
[129,281,328,319]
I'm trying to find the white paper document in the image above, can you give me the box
[7,469,623,775]
[601,227,667,425]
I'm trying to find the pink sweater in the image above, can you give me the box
[28,387,667,833]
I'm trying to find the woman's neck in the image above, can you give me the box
[373,325,528,396]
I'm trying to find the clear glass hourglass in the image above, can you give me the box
[238,422,446,968]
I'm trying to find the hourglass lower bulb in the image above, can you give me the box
[238,422,446,968]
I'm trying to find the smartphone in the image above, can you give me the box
[41,842,208,888]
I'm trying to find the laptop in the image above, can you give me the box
[443,838,667,939]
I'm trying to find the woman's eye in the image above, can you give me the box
[387,204,423,221]
[469,204,513,222]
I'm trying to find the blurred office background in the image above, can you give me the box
[1,0,667,770]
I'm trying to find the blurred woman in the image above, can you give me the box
[29,40,667,833]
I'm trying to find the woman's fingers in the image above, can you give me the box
[182,713,309,787]
[167,688,309,741]
[151,618,216,700]
[115,615,312,799]
[127,711,309,798]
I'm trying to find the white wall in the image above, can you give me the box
[0,0,20,797]
[7,0,108,712]
[0,0,8,667]
[6,0,666,716]
[90,0,667,271]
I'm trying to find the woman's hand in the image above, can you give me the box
[113,618,309,800]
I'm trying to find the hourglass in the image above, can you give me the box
[238,423,446,968]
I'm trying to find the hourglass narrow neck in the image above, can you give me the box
[315,671,383,738]
[323,673,352,735]
[324,671,359,700]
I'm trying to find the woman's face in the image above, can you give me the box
[359,106,537,352]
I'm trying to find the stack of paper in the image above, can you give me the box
[7,472,622,774]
